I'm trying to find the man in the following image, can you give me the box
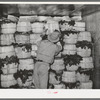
[33,31,62,89]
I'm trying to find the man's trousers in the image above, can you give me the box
[33,61,49,89]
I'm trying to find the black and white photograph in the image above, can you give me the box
[0,3,99,91]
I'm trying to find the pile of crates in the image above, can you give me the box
[0,12,94,89]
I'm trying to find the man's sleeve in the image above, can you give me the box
[37,41,41,47]
[55,42,62,55]
[56,42,62,52]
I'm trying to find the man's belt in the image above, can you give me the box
[36,59,43,62]
[36,59,51,65]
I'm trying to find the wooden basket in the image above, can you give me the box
[0,46,15,59]
[15,34,30,44]
[18,58,34,70]
[2,67,18,74]
[1,79,17,88]
[76,72,90,82]
[1,74,15,81]
[64,33,78,44]
[30,34,42,44]
[79,57,94,69]
[45,19,59,34]
[1,28,16,34]
[31,22,45,34]
[0,34,15,45]
[62,71,76,83]
[79,80,93,89]
[78,31,91,42]
[15,46,31,59]
[1,23,16,29]
[77,47,91,57]
[62,44,76,55]
[66,64,79,71]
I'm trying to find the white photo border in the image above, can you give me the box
[0,1,100,98]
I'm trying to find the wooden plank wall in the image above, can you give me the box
[83,11,100,89]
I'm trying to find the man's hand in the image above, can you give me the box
[55,42,62,55]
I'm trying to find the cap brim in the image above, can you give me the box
[48,35,59,42]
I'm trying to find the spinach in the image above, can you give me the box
[13,43,32,52]
[1,19,16,24]
[15,69,33,84]
[61,30,78,36]
[59,20,75,26]
[76,41,92,49]
[77,67,93,75]
[31,21,46,24]
[59,20,68,25]
[68,20,75,26]
[62,82,76,89]
[63,54,82,66]
[15,31,33,35]
[0,56,19,68]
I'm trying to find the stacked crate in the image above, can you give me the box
[46,17,66,89]
[76,31,93,89]
[49,55,65,89]
[14,17,34,88]
[70,12,93,89]
[57,11,94,89]
[30,16,45,58]
[59,20,78,89]
[0,14,94,89]
[0,19,18,88]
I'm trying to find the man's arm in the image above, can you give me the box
[36,40,41,47]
